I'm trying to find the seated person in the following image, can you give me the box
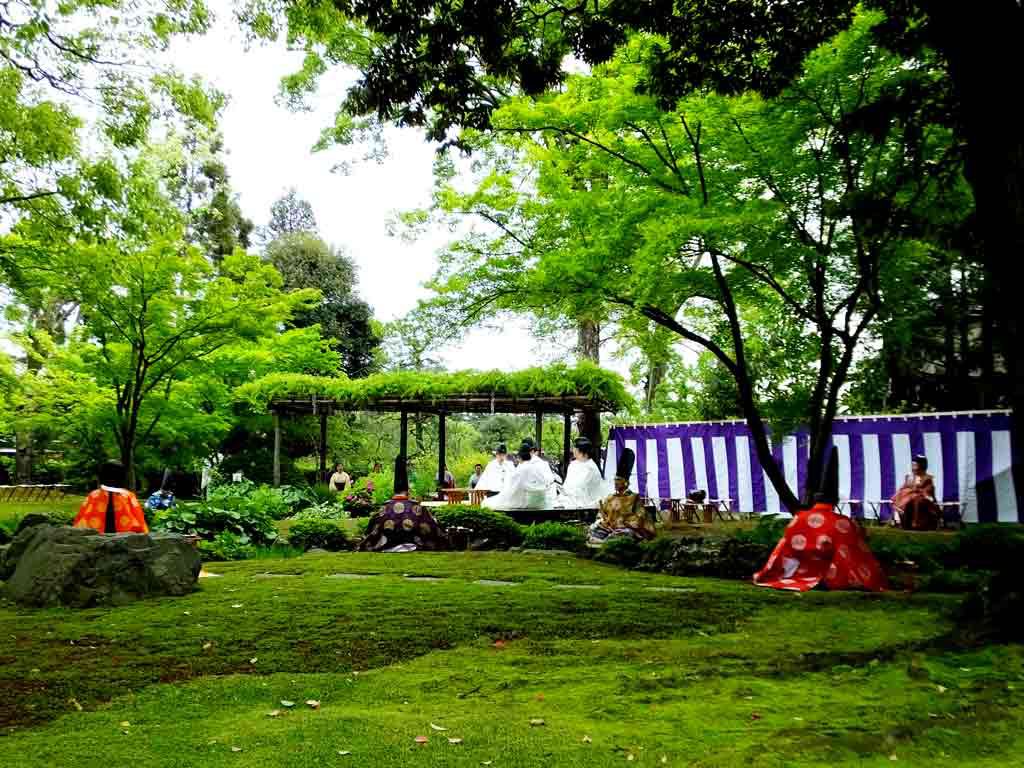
[555,437,606,509]
[360,456,446,552]
[468,463,484,489]
[483,441,554,510]
[891,455,940,531]
[145,470,177,518]
[74,460,149,534]
[754,448,886,592]
[476,444,511,495]
[588,449,655,545]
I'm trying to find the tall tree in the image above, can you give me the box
[254,0,1023,487]
[419,17,962,506]
[265,232,381,377]
[265,188,318,241]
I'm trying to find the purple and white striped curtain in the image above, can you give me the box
[606,411,1020,523]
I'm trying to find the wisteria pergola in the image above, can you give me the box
[236,365,629,488]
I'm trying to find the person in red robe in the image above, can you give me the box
[73,461,149,534]
[753,449,885,592]
[891,454,940,530]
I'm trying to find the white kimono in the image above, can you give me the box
[556,458,605,509]
[483,457,555,510]
[475,456,511,493]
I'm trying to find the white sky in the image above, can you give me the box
[165,3,561,372]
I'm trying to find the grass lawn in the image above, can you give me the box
[0,552,1022,767]
[0,496,83,525]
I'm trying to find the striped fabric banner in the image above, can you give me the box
[606,411,1021,523]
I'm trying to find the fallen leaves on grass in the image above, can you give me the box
[529,718,546,727]
[448,738,463,745]
[230,747,242,753]
[337,751,352,756]
[582,735,592,743]
[306,700,320,710]
[750,712,762,721]
[414,736,429,745]
[70,698,83,712]
[430,723,448,731]
[267,710,281,718]
[280,700,295,708]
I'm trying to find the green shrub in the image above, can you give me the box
[288,518,351,551]
[949,523,1024,572]
[198,531,255,562]
[733,514,790,547]
[353,517,370,538]
[154,500,278,545]
[594,536,648,568]
[433,506,523,548]
[341,486,376,517]
[521,522,586,552]
[292,501,347,521]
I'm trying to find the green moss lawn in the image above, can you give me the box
[1,552,1022,767]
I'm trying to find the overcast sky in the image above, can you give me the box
[165,2,565,373]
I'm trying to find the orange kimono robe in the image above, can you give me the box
[74,487,149,534]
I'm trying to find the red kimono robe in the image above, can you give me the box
[753,503,886,592]
[74,487,149,534]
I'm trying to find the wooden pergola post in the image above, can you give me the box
[318,410,328,484]
[399,409,408,459]
[535,410,543,453]
[437,411,447,493]
[272,410,281,487]
[562,411,572,479]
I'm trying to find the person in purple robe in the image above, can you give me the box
[359,456,447,552]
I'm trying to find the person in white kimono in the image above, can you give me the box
[556,437,606,509]
[483,442,555,510]
[524,437,556,486]
[475,444,511,495]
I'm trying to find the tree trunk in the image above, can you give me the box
[644,359,668,412]
[14,428,32,483]
[942,264,957,409]
[927,0,1024,499]
[576,319,602,456]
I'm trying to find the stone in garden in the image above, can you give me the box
[14,513,53,535]
[0,524,201,607]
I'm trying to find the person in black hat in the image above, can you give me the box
[475,443,511,495]
[891,454,940,530]
[753,448,886,592]
[359,456,447,552]
[587,448,654,545]
[556,436,605,509]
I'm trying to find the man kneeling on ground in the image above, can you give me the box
[587,448,654,546]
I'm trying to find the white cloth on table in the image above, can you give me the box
[483,457,555,510]
[555,458,605,509]
[475,456,511,493]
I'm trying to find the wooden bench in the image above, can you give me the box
[0,484,72,503]
[865,499,963,529]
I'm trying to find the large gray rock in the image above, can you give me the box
[0,524,201,607]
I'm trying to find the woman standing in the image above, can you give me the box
[891,455,940,531]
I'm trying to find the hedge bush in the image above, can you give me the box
[433,506,523,548]
[154,500,278,545]
[521,522,586,552]
[198,531,256,562]
[288,518,351,552]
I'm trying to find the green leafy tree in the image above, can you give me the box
[419,17,962,507]
[264,188,317,240]
[250,0,1024,482]
[265,232,381,377]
